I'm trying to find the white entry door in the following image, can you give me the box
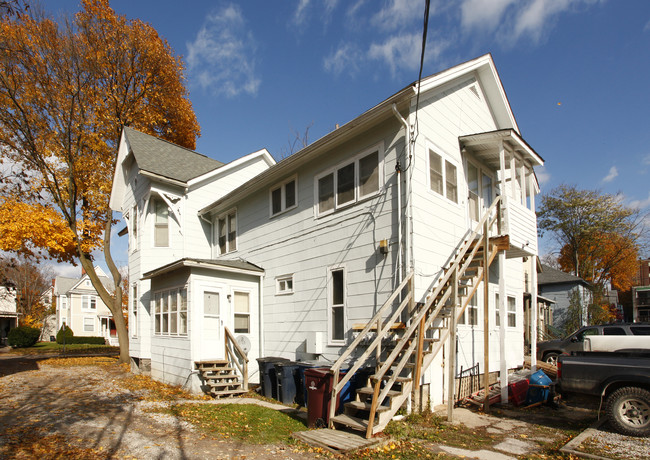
[201,289,230,360]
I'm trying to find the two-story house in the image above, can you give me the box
[54,267,119,345]
[0,285,18,347]
[111,54,544,436]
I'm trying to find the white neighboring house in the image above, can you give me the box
[0,285,18,347]
[111,54,544,434]
[54,267,118,345]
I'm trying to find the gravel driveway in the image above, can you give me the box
[0,355,318,459]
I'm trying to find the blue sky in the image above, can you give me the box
[42,0,650,277]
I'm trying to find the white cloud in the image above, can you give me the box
[643,154,650,166]
[371,0,422,31]
[535,166,550,186]
[292,0,338,27]
[645,19,650,32]
[323,43,362,76]
[628,192,650,210]
[186,4,261,98]
[602,166,618,183]
[368,32,422,76]
[461,0,516,33]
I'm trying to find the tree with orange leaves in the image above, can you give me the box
[0,0,200,362]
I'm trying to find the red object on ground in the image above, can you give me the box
[305,368,339,428]
[508,379,530,406]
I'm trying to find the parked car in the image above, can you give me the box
[557,351,650,436]
[537,323,650,365]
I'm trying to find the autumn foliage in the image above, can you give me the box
[0,0,200,362]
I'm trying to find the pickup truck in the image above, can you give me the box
[557,351,650,436]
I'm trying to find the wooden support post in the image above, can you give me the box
[446,267,458,422]
[413,315,425,411]
[482,220,490,412]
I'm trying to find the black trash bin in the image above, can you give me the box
[274,361,300,404]
[256,357,290,399]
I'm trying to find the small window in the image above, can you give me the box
[234,291,250,334]
[179,289,188,335]
[603,327,625,336]
[169,289,178,334]
[83,317,94,332]
[276,275,294,295]
[130,204,138,252]
[204,291,220,316]
[82,295,96,310]
[507,296,516,327]
[154,198,169,247]
[631,326,650,336]
[270,177,297,217]
[316,148,381,216]
[131,283,138,338]
[428,148,458,204]
[458,295,478,326]
[330,268,345,342]
[154,292,161,334]
[216,210,237,254]
[495,293,500,326]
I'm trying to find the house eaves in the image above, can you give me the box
[199,54,512,217]
[141,258,264,280]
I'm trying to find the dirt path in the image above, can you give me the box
[0,357,320,459]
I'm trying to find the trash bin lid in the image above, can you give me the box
[274,361,299,368]
[256,356,290,363]
[304,367,331,377]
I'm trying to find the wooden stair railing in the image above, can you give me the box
[328,196,504,437]
[224,326,249,391]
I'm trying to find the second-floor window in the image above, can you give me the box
[153,198,169,247]
[217,210,237,254]
[82,295,96,310]
[270,177,297,217]
[130,204,138,252]
[429,149,458,204]
[316,148,381,216]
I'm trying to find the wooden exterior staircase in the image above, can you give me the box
[328,196,508,438]
[195,326,249,398]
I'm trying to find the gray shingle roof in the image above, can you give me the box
[123,127,224,183]
[538,264,589,286]
[142,258,264,279]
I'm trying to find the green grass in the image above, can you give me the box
[166,403,308,444]
[347,440,454,459]
[8,341,118,355]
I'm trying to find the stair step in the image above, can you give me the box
[201,367,235,373]
[206,380,242,388]
[345,400,391,413]
[209,388,248,397]
[196,360,229,367]
[331,413,369,431]
[370,375,412,383]
[356,387,402,398]
[378,362,415,369]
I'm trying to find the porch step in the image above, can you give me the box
[209,388,248,398]
[356,386,401,398]
[345,400,390,413]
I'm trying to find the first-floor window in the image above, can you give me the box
[507,296,517,327]
[458,294,478,326]
[131,283,138,338]
[330,268,345,342]
[234,291,250,334]
[84,317,94,332]
[276,275,294,295]
[154,287,188,336]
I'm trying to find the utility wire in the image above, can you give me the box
[412,0,431,146]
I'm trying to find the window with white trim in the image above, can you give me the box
[153,198,169,247]
[329,268,346,343]
[270,177,297,217]
[234,291,250,334]
[131,283,138,338]
[59,296,67,310]
[316,148,381,216]
[153,287,188,336]
[495,292,500,326]
[216,210,237,254]
[276,275,294,295]
[428,149,458,204]
[507,295,517,327]
[458,294,478,326]
[130,204,138,252]
[83,317,94,332]
[82,295,96,310]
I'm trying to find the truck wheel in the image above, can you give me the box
[606,387,650,437]
[543,352,559,366]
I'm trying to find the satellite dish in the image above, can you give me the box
[236,335,251,355]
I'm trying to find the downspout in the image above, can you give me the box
[392,104,409,286]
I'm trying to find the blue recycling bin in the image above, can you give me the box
[274,361,300,404]
[526,369,552,405]
[256,357,290,399]
[296,361,325,407]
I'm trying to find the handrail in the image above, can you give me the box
[224,326,249,390]
[327,196,503,434]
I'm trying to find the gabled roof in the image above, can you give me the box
[538,265,591,287]
[199,53,521,217]
[142,258,264,280]
[122,127,224,183]
[54,267,113,295]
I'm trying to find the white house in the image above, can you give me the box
[54,267,118,345]
[111,54,544,436]
[0,285,18,347]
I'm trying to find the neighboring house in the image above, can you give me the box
[632,287,650,322]
[523,257,556,344]
[54,267,118,345]
[111,54,544,434]
[0,285,18,347]
[537,264,592,330]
